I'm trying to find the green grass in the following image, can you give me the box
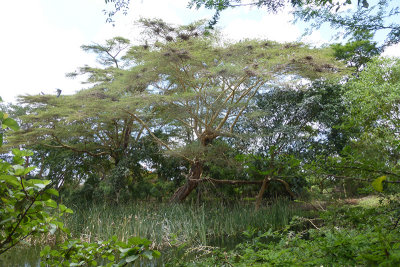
[62,200,306,249]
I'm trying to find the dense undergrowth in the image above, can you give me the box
[180,195,400,266]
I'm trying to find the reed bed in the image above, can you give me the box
[63,200,304,249]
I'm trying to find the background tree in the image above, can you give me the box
[331,29,380,72]
[341,57,400,179]
[306,57,400,195]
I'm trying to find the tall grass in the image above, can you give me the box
[63,200,305,249]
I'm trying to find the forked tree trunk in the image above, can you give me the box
[169,160,203,203]
[255,176,271,211]
[255,176,296,210]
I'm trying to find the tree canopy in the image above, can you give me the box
[12,19,344,203]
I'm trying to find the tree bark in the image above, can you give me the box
[255,176,270,211]
[169,160,203,203]
[255,176,296,210]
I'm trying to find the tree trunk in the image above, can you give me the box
[274,178,296,199]
[255,177,296,210]
[255,176,270,211]
[169,160,203,203]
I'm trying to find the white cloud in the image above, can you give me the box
[0,0,96,102]
[383,43,400,57]
[0,0,331,104]
[221,10,299,42]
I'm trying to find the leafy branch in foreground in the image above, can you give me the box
[0,103,70,255]
[1,99,160,266]
[40,236,160,267]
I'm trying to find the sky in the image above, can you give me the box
[0,0,398,103]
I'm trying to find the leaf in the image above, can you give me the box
[45,199,58,208]
[59,204,67,212]
[152,250,161,258]
[12,148,33,157]
[65,208,74,214]
[48,223,57,235]
[119,247,131,254]
[2,118,20,131]
[40,245,51,257]
[372,176,386,192]
[107,254,115,261]
[46,188,59,197]
[14,166,36,176]
[29,179,50,189]
[125,254,139,263]
[0,175,20,187]
[143,250,154,260]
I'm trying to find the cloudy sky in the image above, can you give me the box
[0,0,398,103]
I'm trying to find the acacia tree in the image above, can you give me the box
[121,19,343,202]
[12,37,148,196]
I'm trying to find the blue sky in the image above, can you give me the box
[0,0,398,103]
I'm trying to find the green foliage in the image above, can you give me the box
[0,110,19,147]
[331,30,380,71]
[187,202,400,266]
[1,103,158,267]
[372,176,387,192]
[40,235,160,267]
[0,109,69,255]
[345,57,400,129]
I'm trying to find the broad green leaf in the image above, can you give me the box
[59,204,67,212]
[119,247,131,254]
[2,118,19,131]
[65,208,73,214]
[125,254,139,263]
[45,199,58,208]
[48,223,57,235]
[0,174,20,187]
[40,246,51,257]
[29,179,50,185]
[152,250,161,257]
[14,166,36,176]
[372,176,386,192]
[46,188,59,197]
[143,250,154,259]
[107,254,115,261]
[12,148,34,157]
